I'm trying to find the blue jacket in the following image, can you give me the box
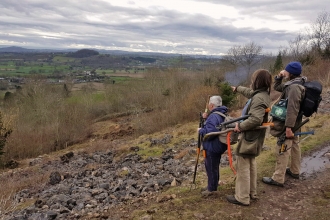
[199,106,228,155]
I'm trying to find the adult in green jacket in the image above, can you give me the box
[263,61,306,187]
[226,69,272,206]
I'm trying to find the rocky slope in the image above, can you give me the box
[1,88,330,220]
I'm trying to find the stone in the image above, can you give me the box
[49,171,61,185]
[46,211,58,220]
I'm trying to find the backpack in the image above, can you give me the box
[294,80,323,117]
[213,111,239,145]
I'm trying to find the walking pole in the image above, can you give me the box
[191,96,210,189]
[192,112,203,186]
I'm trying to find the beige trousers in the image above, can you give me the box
[234,155,257,205]
[272,136,300,184]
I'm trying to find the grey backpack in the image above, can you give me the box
[213,112,239,145]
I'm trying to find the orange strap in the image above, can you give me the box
[227,131,236,175]
[262,122,274,126]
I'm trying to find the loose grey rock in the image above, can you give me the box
[49,171,61,185]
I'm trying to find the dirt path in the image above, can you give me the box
[255,170,330,220]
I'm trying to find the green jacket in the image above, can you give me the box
[235,86,270,158]
[270,76,305,137]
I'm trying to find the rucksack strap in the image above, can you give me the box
[213,111,227,118]
[213,111,227,125]
[287,80,307,109]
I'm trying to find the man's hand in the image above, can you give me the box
[278,70,285,77]
[234,123,241,132]
[285,127,294,138]
[202,112,208,119]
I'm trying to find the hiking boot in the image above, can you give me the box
[286,168,299,179]
[201,190,214,197]
[226,195,249,206]
[262,177,284,187]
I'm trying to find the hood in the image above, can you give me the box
[211,106,228,114]
[284,76,307,86]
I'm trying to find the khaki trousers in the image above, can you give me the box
[272,136,300,184]
[234,155,257,205]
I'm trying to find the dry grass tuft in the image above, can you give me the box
[0,167,50,214]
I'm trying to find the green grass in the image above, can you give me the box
[0,63,70,75]
[300,114,330,152]
[90,93,106,102]
[52,56,76,62]
[0,56,146,77]
[65,92,106,104]
[103,76,146,86]
[96,69,115,74]
[136,144,164,158]
[65,94,81,104]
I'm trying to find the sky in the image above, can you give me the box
[0,0,328,55]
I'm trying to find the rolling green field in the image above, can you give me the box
[0,54,146,76]
[0,60,70,75]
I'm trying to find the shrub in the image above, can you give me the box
[0,111,12,165]
[2,82,91,160]
[217,81,237,107]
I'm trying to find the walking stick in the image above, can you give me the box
[192,112,204,185]
[192,96,210,186]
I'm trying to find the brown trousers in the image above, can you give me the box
[272,136,300,184]
[234,155,257,205]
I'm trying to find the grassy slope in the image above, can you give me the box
[128,113,330,219]
[1,111,330,218]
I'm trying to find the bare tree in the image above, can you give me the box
[307,11,330,52]
[288,33,309,60]
[225,42,263,76]
[240,42,263,75]
[224,45,242,66]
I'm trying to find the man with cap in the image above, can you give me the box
[262,61,307,187]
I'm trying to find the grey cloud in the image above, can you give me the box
[0,0,325,54]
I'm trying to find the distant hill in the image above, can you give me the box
[131,56,156,63]
[0,46,76,53]
[0,46,221,58]
[0,46,36,53]
[0,46,179,56]
[67,49,99,58]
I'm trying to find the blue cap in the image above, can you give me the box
[285,61,302,76]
